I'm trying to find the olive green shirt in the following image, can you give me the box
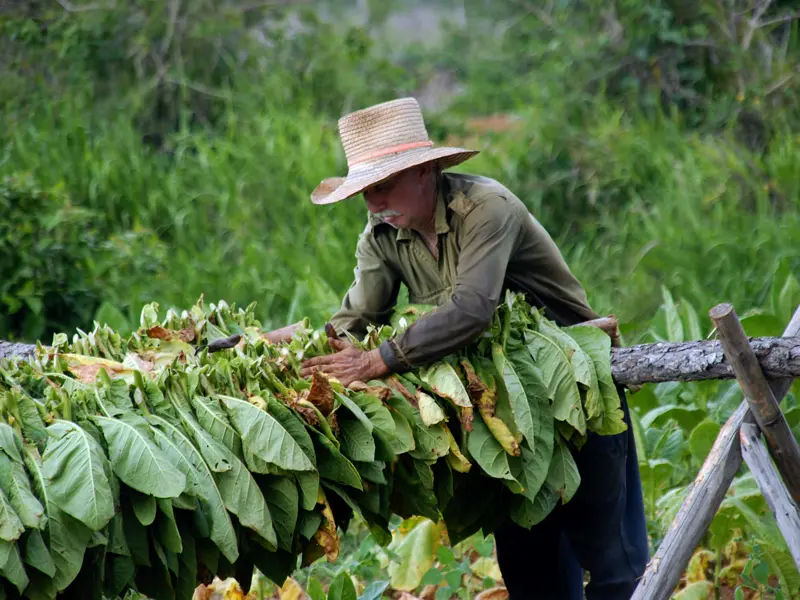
[330,172,599,373]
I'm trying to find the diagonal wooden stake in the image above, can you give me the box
[711,303,800,504]
[739,422,800,570]
[631,304,800,600]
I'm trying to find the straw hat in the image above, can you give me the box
[311,97,479,205]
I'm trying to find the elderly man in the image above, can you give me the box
[276,98,647,599]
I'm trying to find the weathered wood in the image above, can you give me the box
[610,336,800,385]
[4,334,800,386]
[631,304,800,600]
[740,422,800,570]
[0,340,37,361]
[710,303,800,504]
[631,403,747,600]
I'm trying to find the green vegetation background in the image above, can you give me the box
[3,0,800,595]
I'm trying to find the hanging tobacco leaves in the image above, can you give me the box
[0,292,625,598]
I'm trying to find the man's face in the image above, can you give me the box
[363,165,435,230]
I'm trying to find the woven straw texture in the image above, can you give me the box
[311,98,478,205]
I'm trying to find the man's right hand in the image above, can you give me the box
[262,321,303,344]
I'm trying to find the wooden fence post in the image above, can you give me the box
[739,422,800,570]
[710,303,800,504]
[631,305,800,600]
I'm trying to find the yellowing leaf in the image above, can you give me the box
[387,517,444,591]
[418,392,445,426]
[419,363,471,408]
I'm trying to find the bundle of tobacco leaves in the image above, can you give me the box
[0,292,625,599]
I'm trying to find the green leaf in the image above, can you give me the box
[191,395,242,456]
[352,392,395,437]
[492,343,536,448]
[641,404,704,431]
[0,489,23,542]
[776,274,800,323]
[418,393,446,426]
[23,445,92,591]
[0,445,45,530]
[508,420,554,502]
[296,471,320,512]
[315,432,363,491]
[378,407,415,456]
[94,301,131,334]
[510,483,559,529]
[339,418,376,462]
[662,286,684,342]
[467,414,516,481]
[130,488,157,526]
[327,571,357,600]
[358,580,390,600]
[94,414,186,498]
[155,498,182,554]
[14,396,48,451]
[688,420,721,464]
[419,362,472,408]
[525,330,585,435]
[42,420,115,531]
[353,460,387,485]
[335,391,374,433]
[261,476,299,552]
[546,436,580,504]
[538,320,601,420]
[673,581,714,600]
[220,395,315,472]
[386,393,446,461]
[21,529,55,578]
[175,406,231,472]
[0,539,29,594]
[387,518,441,591]
[175,522,197,600]
[565,326,627,435]
[307,577,326,600]
[147,415,238,563]
[215,445,277,549]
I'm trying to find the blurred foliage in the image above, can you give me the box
[2,0,799,341]
[2,1,800,595]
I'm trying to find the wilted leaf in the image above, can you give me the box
[418,392,446,426]
[419,362,471,408]
[306,371,335,416]
[61,354,139,384]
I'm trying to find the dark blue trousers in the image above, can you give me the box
[494,387,649,599]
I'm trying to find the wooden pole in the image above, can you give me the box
[5,335,800,385]
[631,304,800,600]
[739,422,800,570]
[710,303,800,504]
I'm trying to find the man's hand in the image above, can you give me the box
[300,338,389,387]
[262,322,302,344]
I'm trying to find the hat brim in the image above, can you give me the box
[311,146,479,205]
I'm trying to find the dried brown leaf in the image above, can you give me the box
[307,371,334,416]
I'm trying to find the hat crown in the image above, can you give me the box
[338,97,430,168]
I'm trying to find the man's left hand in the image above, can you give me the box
[300,338,389,387]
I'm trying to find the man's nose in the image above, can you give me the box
[365,193,385,213]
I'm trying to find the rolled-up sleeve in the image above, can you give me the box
[329,227,401,340]
[380,195,521,371]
